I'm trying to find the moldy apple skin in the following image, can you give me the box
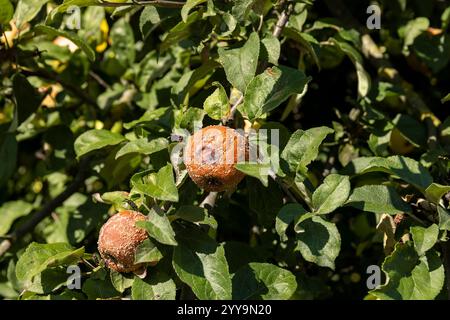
[184,125,248,192]
[98,210,148,273]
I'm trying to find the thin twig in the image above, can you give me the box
[223,94,244,125]
[199,192,218,210]
[89,71,110,89]
[21,69,98,108]
[0,157,91,257]
[273,2,294,38]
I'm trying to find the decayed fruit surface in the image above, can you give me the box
[184,125,247,192]
[97,210,148,273]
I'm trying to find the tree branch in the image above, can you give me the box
[200,192,218,210]
[99,0,185,8]
[21,69,98,108]
[0,158,91,257]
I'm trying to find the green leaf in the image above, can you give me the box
[312,174,350,214]
[131,164,179,202]
[331,38,371,97]
[123,107,171,130]
[232,263,297,300]
[0,0,13,24]
[410,224,439,256]
[425,183,450,204]
[0,201,33,236]
[174,205,217,229]
[98,191,129,208]
[160,11,201,52]
[12,73,42,125]
[101,17,135,75]
[391,114,427,148]
[402,17,429,53]
[0,133,18,187]
[231,0,258,22]
[276,203,307,242]
[235,163,270,187]
[261,34,280,65]
[203,82,229,120]
[437,206,450,231]
[82,272,120,300]
[181,0,206,23]
[295,216,341,269]
[442,93,450,103]
[74,129,125,158]
[131,272,176,300]
[239,65,311,121]
[218,32,260,92]
[134,238,163,264]
[343,156,433,191]
[14,0,50,28]
[283,28,321,69]
[172,229,232,300]
[136,207,177,246]
[371,243,444,300]
[34,25,96,62]
[346,185,411,215]
[27,269,69,295]
[135,51,174,92]
[281,126,334,178]
[16,243,84,282]
[171,61,219,106]
[116,137,168,159]
[110,271,134,293]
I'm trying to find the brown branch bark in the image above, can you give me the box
[0,158,91,257]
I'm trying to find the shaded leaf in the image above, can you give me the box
[16,243,84,282]
[232,263,297,300]
[346,185,412,215]
[312,174,350,214]
[276,203,307,242]
[74,129,125,158]
[295,216,341,269]
[131,164,179,202]
[172,229,232,300]
[371,243,444,300]
[136,207,177,246]
[203,82,229,120]
[281,126,333,178]
[0,201,33,236]
[131,272,176,300]
[410,224,439,256]
[115,137,168,159]
[239,65,311,121]
[218,32,260,92]
[34,25,95,62]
